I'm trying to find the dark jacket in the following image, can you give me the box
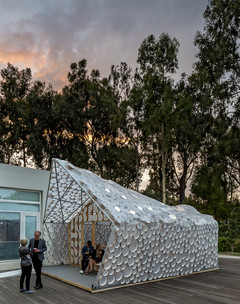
[82,245,94,258]
[28,238,47,262]
[19,246,32,267]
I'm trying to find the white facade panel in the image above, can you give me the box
[0,163,50,271]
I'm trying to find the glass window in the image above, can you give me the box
[0,212,20,260]
[25,216,37,240]
[0,188,40,261]
[0,202,39,212]
[0,188,40,202]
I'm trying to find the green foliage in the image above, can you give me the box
[218,237,232,252]
[0,63,32,166]
[234,239,240,252]
[0,0,239,215]
[99,144,139,189]
[187,197,240,252]
[191,164,229,221]
[188,0,240,223]
[134,33,179,203]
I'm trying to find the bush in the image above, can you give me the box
[218,236,232,252]
[233,239,240,252]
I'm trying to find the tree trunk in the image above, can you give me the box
[162,150,167,204]
[23,145,26,167]
[179,153,188,203]
[7,148,11,164]
[136,142,139,192]
[179,176,186,203]
[161,124,167,204]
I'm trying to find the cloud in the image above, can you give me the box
[0,0,208,90]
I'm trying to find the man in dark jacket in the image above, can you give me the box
[28,230,47,289]
[79,240,93,274]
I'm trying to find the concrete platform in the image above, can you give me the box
[42,263,218,293]
[42,265,96,291]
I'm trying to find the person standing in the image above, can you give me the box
[19,238,35,294]
[28,230,47,290]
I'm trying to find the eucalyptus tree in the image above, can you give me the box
[26,80,87,170]
[63,60,137,187]
[194,0,240,104]
[171,74,208,203]
[60,60,90,169]
[135,33,179,203]
[192,0,240,206]
[109,62,143,190]
[85,68,119,177]
[224,125,240,199]
[0,63,32,166]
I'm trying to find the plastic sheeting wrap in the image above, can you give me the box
[44,158,218,291]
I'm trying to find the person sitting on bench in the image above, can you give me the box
[85,244,105,275]
[79,240,94,274]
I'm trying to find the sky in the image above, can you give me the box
[0,0,209,91]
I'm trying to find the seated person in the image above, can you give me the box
[79,240,94,274]
[85,244,105,275]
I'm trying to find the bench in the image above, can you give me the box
[93,263,101,272]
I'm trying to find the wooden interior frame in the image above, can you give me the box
[68,200,110,266]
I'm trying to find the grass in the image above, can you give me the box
[218,252,240,256]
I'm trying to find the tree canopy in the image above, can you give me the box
[0,0,239,239]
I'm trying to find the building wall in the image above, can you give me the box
[0,163,50,271]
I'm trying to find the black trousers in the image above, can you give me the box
[81,256,89,271]
[20,265,32,291]
[33,258,42,286]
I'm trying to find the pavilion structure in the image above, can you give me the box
[42,158,218,292]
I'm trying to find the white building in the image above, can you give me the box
[0,163,50,271]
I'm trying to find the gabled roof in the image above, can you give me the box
[44,158,216,227]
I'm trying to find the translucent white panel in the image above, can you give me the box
[44,159,218,291]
